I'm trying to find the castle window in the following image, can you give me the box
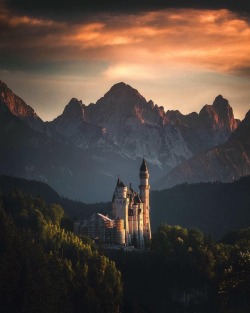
[128,209,133,216]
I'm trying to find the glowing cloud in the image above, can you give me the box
[0,4,249,120]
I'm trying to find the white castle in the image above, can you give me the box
[112,158,151,248]
[75,158,151,249]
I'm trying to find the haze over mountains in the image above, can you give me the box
[157,109,250,189]
[0,80,249,202]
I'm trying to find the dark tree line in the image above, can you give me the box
[0,175,112,220]
[0,191,122,313]
[151,176,250,238]
[1,177,250,313]
[110,225,250,313]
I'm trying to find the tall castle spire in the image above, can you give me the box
[139,158,151,240]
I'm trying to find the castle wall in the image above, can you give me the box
[111,159,151,247]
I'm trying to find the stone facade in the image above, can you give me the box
[75,159,151,248]
[112,158,151,248]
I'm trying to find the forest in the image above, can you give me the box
[151,176,250,238]
[0,191,122,313]
[0,177,250,313]
[113,225,250,313]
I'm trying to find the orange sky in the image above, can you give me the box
[0,2,249,120]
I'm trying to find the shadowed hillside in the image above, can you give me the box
[151,176,250,238]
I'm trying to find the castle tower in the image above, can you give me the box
[139,158,151,240]
[113,177,130,244]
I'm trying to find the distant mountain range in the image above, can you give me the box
[0,79,249,202]
[157,110,250,189]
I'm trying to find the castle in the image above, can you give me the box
[75,158,151,249]
[112,158,151,248]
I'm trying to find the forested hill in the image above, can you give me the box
[0,191,122,313]
[0,175,111,219]
[151,175,250,239]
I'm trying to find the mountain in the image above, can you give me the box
[157,110,250,189]
[151,176,250,238]
[84,84,239,168]
[46,98,114,150]
[0,91,122,202]
[49,83,239,171]
[0,79,245,201]
[0,187,122,313]
[0,80,44,131]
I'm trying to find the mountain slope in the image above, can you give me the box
[151,176,250,238]
[46,98,114,150]
[0,97,121,202]
[0,80,44,131]
[157,110,250,189]
[0,175,111,219]
[1,79,239,170]
[0,79,244,201]
[0,190,122,313]
[51,82,238,170]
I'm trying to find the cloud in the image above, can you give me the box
[1,7,249,75]
[4,0,250,19]
[0,2,249,121]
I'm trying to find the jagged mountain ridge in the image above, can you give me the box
[157,110,250,189]
[0,85,161,202]
[47,97,125,153]
[0,79,246,201]
[1,80,239,169]
[85,84,239,166]
[48,82,239,170]
[0,99,141,202]
[0,80,44,131]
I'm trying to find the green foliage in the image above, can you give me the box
[0,192,122,313]
[220,228,250,250]
[0,175,112,220]
[110,224,250,313]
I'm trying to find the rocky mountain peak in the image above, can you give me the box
[0,80,36,118]
[165,110,182,121]
[213,95,238,131]
[84,82,159,128]
[230,110,250,144]
[213,94,228,105]
[96,82,147,109]
[0,80,44,131]
[199,95,238,131]
[245,110,250,121]
[212,95,231,117]
[106,82,144,99]
[62,98,84,120]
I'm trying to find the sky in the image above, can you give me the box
[0,0,250,121]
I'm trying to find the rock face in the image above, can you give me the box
[0,79,247,201]
[48,82,239,170]
[157,110,250,189]
[0,93,131,202]
[46,98,111,150]
[197,95,239,146]
[0,80,44,131]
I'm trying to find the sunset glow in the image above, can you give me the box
[0,1,249,120]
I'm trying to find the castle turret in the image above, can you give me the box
[114,218,125,245]
[113,177,129,244]
[139,158,151,240]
